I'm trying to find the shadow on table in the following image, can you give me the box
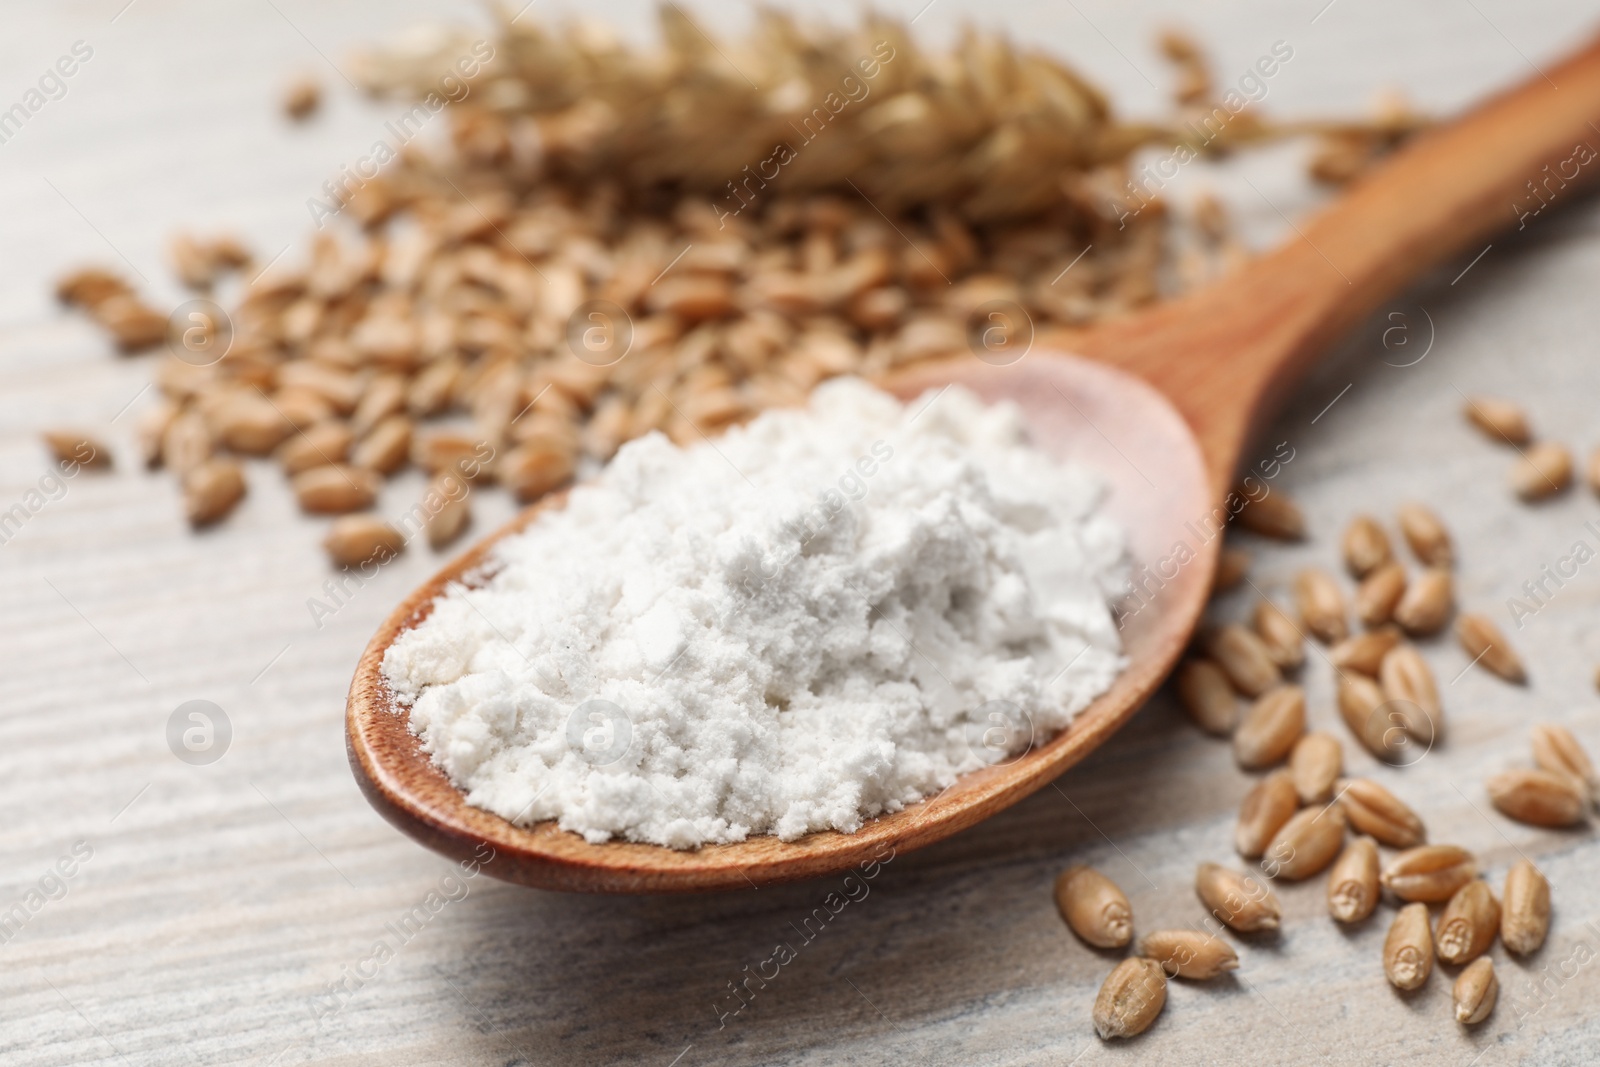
[434,690,1238,1065]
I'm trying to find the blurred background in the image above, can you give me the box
[3,2,1599,1064]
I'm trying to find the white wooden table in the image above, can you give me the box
[3,1,1599,1063]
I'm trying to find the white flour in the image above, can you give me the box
[382,378,1129,848]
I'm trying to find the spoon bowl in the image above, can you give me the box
[346,354,1213,892]
[348,34,1600,891]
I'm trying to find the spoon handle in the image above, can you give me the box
[1076,33,1600,494]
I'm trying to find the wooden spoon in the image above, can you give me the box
[348,39,1600,893]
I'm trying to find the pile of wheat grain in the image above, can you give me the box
[52,8,1410,565]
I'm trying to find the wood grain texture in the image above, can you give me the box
[3,1,1600,1064]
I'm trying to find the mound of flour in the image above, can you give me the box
[382,378,1129,848]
